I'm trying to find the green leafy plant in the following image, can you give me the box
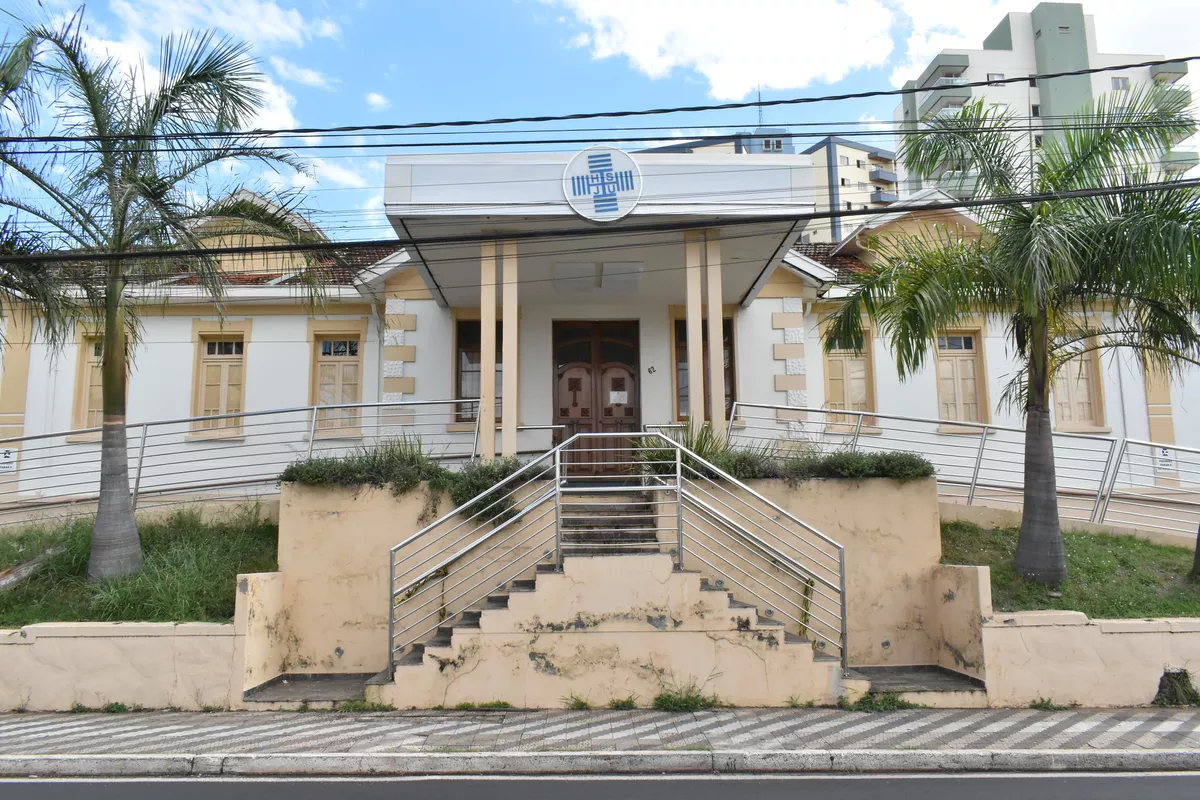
[652,678,721,712]
[335,700,396,713]
[608,696,638,710]
[786,695,815,709]
[1,11,325,581]
[1152,669,1200,707]
[478,700,513,709]
[825,87,1200,587]
[1030,697,1073,711]
[101,702,128,713]
[838,692,920,712]
[563,693,592,710]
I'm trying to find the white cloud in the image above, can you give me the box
[365,92,391,111]
[269,56,337,89]
[109,0,340,48]
[253,79,298,130]
[548,0,895,99]
[307,158,370,189]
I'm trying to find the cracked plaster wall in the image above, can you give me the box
[0,623,241,711]
[981,611,1200,707]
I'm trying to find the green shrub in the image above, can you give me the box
[280,439,527,525]
[334,700,396,712]
[652,680,721,712]
[1152,669,1200,707]
[1030,697,1072,711]
[838,692,920,712]
[608,696,638,710]
[781,450,934,485]
[279,438,452,498]
[563,693,592,710]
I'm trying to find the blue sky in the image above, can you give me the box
[4,0,1198,240]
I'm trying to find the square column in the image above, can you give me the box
[501,241,519,457]
[705,232,726,435]
[479,241,497,460]
[684,232,706,426]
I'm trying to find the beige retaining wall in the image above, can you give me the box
[749,477,943,667]
[0,622,243,712]
[981,611,1200,707]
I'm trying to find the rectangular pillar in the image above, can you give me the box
[705,232,726,435]
[501,240,519,457]
[684,232,706,426]
[479,241,497,460]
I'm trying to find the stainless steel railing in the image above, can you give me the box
[387,430,848,672]
[0,400,561,527]
[728,402,1200,539]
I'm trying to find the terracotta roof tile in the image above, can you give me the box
[790,242,871,284]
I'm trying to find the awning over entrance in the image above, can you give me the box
[383,150,817,307]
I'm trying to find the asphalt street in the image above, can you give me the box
[2,774,1200,799]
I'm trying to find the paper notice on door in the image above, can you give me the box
[609,391,628,405]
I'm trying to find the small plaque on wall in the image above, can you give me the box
[609,391,628,405]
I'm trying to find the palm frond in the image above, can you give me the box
[900,100,1027,200]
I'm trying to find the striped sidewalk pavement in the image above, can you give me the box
[0,708,1198,755]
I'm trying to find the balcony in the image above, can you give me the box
[870,189,899,204]
[1151,60,1189,84]
[1162,149,1199,174]
[919,82,972,118]
[916,53,971,90]
[937,170,979,199]
[869,167,898,184]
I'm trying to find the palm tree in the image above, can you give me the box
[0,11,321,580]
[823,86,1200,586]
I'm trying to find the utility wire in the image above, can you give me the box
[6,116,1197,157]
[5,178,1198,267]
[0,55,1195,145]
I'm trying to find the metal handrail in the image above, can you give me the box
[386,429,848,673]
[726,401,1200,538]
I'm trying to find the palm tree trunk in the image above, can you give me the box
[1014,309,1067,586]
[1191,523,1199,579]
[87,273,142,581]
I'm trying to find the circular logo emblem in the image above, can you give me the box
[562,146,642,222]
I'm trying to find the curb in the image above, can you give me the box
[1,749,1199,777]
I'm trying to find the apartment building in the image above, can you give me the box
[646,130,901,244]
[892,2,1195,196]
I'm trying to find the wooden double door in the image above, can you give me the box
[552,321,640,474]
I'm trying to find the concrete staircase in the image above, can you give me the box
[372,549,843,709]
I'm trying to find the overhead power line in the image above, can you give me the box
[5,178,1198,267]
[0,55,1195,146]
[6,116,1196,157]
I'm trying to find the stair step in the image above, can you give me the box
[729,600,755,609]
[396,644,426,666]
[454,611,481,629]
[536,563,558,573]
[783,631,808,645]
[511,579,536,592]
[485,594,509,608]
[814,652,840,663]
[562,532,660,543]
[699,578,727,593]
[756,616,784,628]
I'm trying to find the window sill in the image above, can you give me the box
[1056,425,1112,435]
[65,432,102,444]
[936,424,995,435]
[185,432,246,443]
[825,423,885,436]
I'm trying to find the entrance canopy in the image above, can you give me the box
[383,151,816,307]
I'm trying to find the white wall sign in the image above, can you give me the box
[562,146,642,222]
[1155,446,1178,474]
[0,448,17,474]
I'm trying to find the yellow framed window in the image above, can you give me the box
[673,318,735,422]
[78,337,104,428]
[196,338,245,432]
[315,336,361,432]
[1054,354,1103,430]
[825,346,873,423]
[936,333,983,423]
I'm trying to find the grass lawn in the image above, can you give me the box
[942,520,1200,619]
[0,509,277,627]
